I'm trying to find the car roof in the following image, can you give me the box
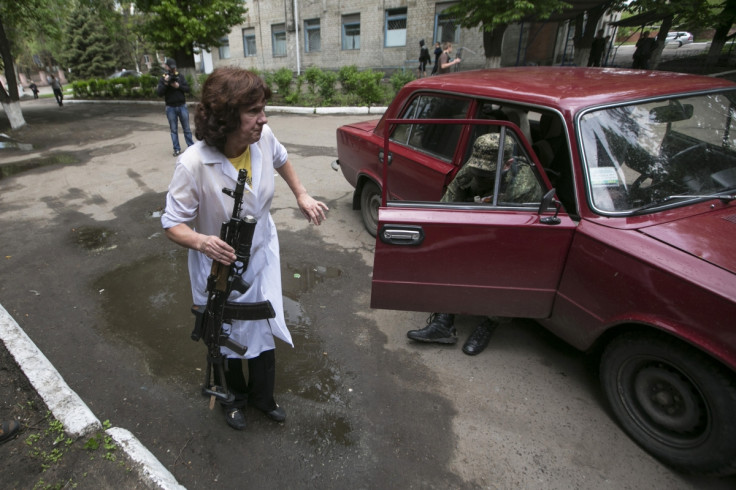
[402,67,735,116]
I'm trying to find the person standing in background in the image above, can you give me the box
[157,58,194,157]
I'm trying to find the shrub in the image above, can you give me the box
[72,81,89,98]
[390,70,415,93]
[272,67,294,97]
[354,69,384,106]
[304,66,322,94]
[317,71,338,103]
[338,65,359,92]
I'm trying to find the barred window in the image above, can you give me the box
[435,4,460,44]
[272,24,287,57]
[342,14,360,50]
[385,8,407,47]
[304,18,321,52]
[243,28,256,57]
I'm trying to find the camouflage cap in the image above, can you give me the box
[465,133,512,174]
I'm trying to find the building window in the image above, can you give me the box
[243,28,256,57]
[272,24,287,57]
[304,18,321,52]
[218,36,230,59]
[342,14,360,50]
[435,3,460,44]
[385,8,407,47]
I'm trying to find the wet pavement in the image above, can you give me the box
[2,97,736,488]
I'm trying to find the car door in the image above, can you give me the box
[371,122,578,318]
[385,94,472,201]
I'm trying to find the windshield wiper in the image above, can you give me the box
[630,197,681,215]
[669,193,736,203]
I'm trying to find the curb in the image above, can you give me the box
[0,303,185,490]
[57,98,388,115]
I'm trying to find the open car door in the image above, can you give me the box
[371,120,578,318]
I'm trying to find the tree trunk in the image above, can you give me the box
[0,17,26,129]
[482,24,508,68]
[650,15,673,70]
[706,0,736,67]
[573,4,606,66]
[0,100,27,129]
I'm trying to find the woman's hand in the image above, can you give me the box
[198,234,237,265]
[296,194,329,225]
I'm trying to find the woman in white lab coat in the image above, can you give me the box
[162,67,328,430]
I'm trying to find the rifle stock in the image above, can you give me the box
[190,168,276,407]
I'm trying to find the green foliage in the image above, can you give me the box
[353,69,385,106]
[443,0,573,31]
[304,66,322,94]
[390,70,415,93]
[134,0,248,59]
[63,4,117,79]
[272,67,294,97]
[338,65,360,92]
[316,71,338,103]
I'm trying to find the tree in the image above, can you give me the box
[64,4,117,79]
[443,0,573,68]
[0,0,68,129]
[134,0,247,69]
[705,0,736,67]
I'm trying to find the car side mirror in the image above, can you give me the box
[539,188,561,225]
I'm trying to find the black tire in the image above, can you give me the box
[600,332,736,475]
[359,180,381,237]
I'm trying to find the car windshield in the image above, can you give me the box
[579,90,736,214]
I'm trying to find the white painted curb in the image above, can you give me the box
[0,303,184,489]
[107,427,187,490]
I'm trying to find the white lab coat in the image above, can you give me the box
[161,125,293,358]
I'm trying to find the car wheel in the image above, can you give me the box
[359,180,381,236]
[600,332,736,475]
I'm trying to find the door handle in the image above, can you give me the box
[378,150,393,165]
[379,225,424,245]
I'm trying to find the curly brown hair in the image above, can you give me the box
[194,67,272,152]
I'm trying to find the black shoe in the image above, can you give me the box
[462,318,498,356]
[223,407,246,430]
[261,404,286,422]
[407,313,457,344]
[173,150,181,157]
[0,420,20,444]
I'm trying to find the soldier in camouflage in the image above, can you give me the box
[407,132,542,355]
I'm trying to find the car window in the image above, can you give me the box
[390,95,470,161]
[579,90,736,214]
[389,124,545,208]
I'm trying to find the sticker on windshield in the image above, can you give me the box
[590,167,620,186]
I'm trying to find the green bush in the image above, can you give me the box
[272,67,294,97]
[317,71,338,103]
[304,66,322,94]
[354,69,385,106]
[390,70,415,93]
[338,65,359,92]
[72,81,89,98]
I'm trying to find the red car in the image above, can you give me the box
[333,67,736,475]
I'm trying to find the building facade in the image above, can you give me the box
[208,0,619,75]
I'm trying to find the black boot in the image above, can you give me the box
[215,358,248,430]
[248,350,286,422]
[462,318,498,356]
[407,313,457,344]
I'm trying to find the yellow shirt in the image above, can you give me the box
[227,147,253,187]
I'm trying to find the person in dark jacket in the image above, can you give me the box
[157,58,194,157]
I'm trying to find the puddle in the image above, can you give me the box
[0,153,79,180]
[94,250,352,445]
[71,226,117,252]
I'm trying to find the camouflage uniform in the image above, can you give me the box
[441,132,541,204]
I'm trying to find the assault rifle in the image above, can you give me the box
[190,168,276,409]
